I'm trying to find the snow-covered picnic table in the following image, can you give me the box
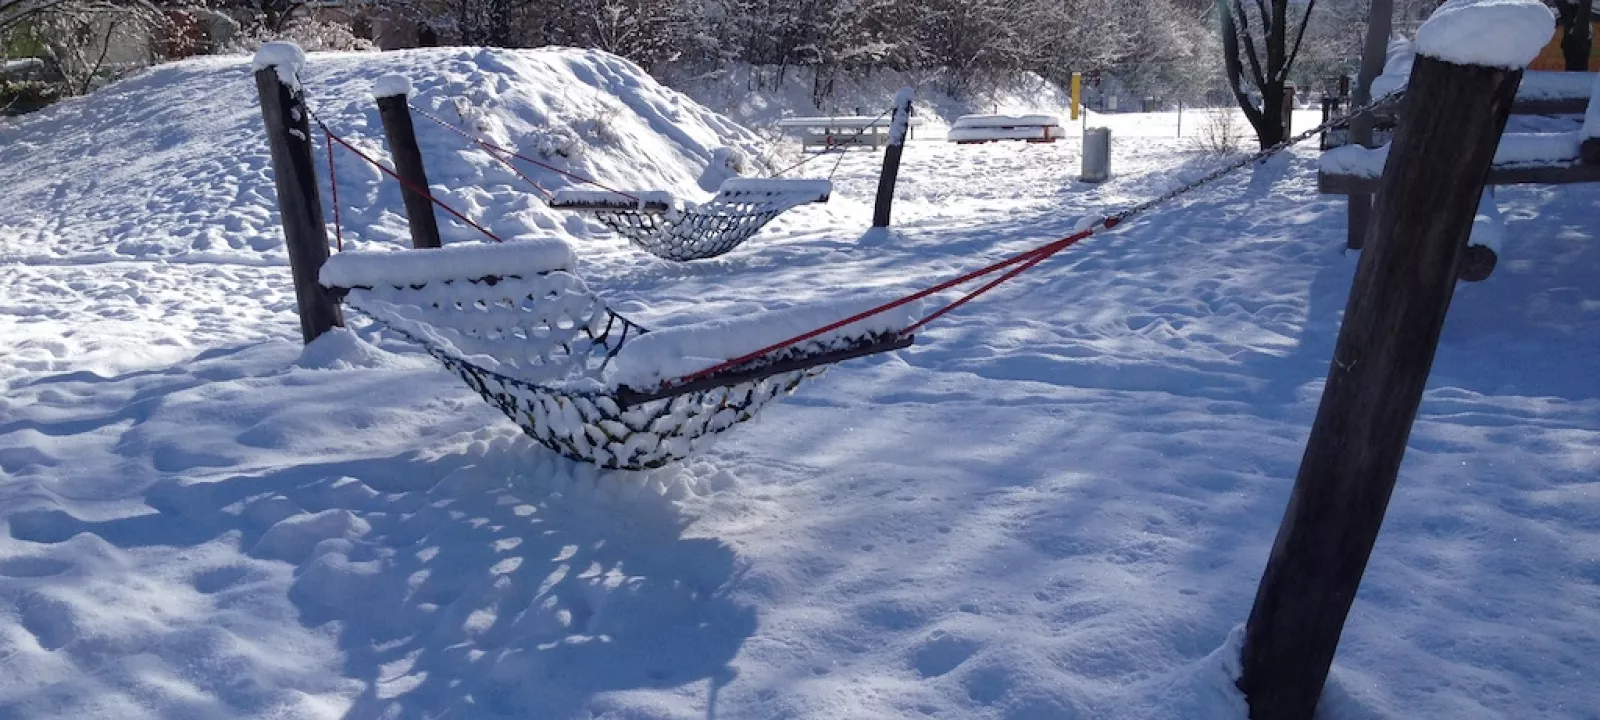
[776,114,925,149]
[947,114,1065,144]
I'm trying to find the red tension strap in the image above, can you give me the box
[672,220,1116,387]
[482,144,554,200]
[322,128,508,244]
[324,128,343,251]
[408,105,640,203]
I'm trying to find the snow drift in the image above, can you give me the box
[0,47,771,263]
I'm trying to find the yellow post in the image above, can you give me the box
[1070,72,1082,120]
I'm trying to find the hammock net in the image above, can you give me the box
[320,239,914,470]
[550,178,832,261]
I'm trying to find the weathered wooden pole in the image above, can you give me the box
[1345,0,1392,250]
[253,42,342,344]
[871,87,914,229]
[373,75,442,249]
[1235,4,1551,717]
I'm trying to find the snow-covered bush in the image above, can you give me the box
[1193,108,1247,156]
[224,17,376,54]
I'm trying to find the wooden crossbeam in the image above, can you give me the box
[1320,161,1600,194]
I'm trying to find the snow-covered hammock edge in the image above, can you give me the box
[319,239,916,470]
[549,177,833,262]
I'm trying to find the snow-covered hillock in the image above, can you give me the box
[0,47,769,263]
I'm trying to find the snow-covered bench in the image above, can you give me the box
[776,115,925,150]
[1321,67,1600,196]
[1324,38,1597,153]
[947,114,1065,144]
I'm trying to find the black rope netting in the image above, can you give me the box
[557,186,827,261]
[333,268,853,470]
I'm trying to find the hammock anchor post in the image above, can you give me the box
[872,87,915,228]
[374,75,443,249]
[253,43,343,344]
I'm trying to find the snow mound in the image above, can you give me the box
[294,327,399,370]
[1415,0,1554,69]
[0,47,770,262]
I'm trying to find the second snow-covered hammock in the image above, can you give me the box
[548,178,833,261]
[404,103,833,262]
[319,238,915,470]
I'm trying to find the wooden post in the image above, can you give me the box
[253,44,342,344]
[872,88,914,229]
[1581,72,1600,163]
[1237,54,1525,720]
[373,76,442,249]
[1346,0,1392,250]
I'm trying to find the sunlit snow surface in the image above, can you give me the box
[1,48,1597,720]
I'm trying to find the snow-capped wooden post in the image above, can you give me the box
[253,42,343,344]
[1345,0,1392,250]
[1237,4,1552,719]
[373,75,442,250]
[872,88,914,228]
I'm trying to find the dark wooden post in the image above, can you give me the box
[374,76,442,249]
[1345,0,1392,250]
[1581,75,1600,163]
[1237,54,1525,720]
[253,44,342,344]
[872,88,914,228]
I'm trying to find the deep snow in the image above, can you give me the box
[1,46,1597,720]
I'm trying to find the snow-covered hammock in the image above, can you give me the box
[549,178,832,261]
[319,239,914,470]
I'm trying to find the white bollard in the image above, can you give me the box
[1080,127,1111,183]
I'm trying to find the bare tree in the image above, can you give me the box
[1552,0,1593,70]
[1,0,154,34]
[2,0,170,96]
[1216,0,1318,148]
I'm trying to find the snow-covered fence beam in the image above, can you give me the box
[373,75,442,250]
[1319,153,1600,194]
[871,87,914,229]
[1237,3,1552,719]
[252,42,343,344]
[1321,160,1600,192]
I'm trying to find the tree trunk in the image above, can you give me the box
[1238,55,1523,720]
[1563,0,1594,71]
[1219,0,1316,149]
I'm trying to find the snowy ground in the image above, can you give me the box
[1,48,1598,720]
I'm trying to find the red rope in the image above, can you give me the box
[325,128,343,251]
[482,144,554,200]
[407,104,640,203]
[320,125,507,244]
[671,220,1117,387]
